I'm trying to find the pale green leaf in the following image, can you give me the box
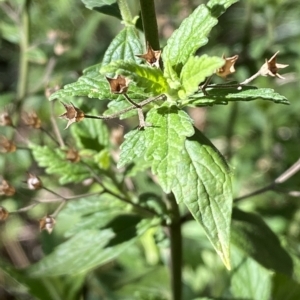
[102,26,142,66]
[172,128,232,269]
[81,0,121,19]
[144,107,195,192]
[180,55,224,97]
[30,144,90,185]
[101,61,169,95]
[231,208,293,276]
[231,246,272,300]
[207,0,239,17]
[28,217,154,276]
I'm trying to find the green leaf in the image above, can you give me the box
[207,0,239,17]
[180,55,224,98]
[28,217,155,276]
[231,246,272,300]
[101,61,169,95]
[102,26,143,66]
[231,208,293,276]
[71,110,109,151]
[81,0,121,19]
[187,85,289,107]
[144,107,195,192]
[272,273,300,300]
[172,128,232,269]
[49,64,115,101]
[118,129,147,168]
[30,144,90,185]
[0,259,85,300]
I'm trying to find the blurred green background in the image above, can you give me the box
[0,0,300,299]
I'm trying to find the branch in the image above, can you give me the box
[234,158,300,202]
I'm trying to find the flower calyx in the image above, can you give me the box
[0,179,15,196]
[136,42,161,68]
[216,54,239,78]
[106,75,129,94]
[39,215,56,234]
[0,206,9,221]
[27,173,43,190]
[59,102,85,129]
[260,51,288,79]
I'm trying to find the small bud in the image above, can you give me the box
[39,215,56,234]
[0,112,13,127]
[260,51,288,79]
[216,55,239,78]
[22,111,41,129]
[0,135,16,153]
[0,206,9,221]
[27,173,43,190]
[65,148,80,163]
[59,102,85,129]
[0,179,15,196]
[136,42,161,68]
[106,75,129,94]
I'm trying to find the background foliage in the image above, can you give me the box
[0,0,300,299]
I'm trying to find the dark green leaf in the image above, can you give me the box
[71,110,109,151]
[231,207,293,276]
[172,128,232,269]
[81,0,121,19]
[187,85,289,107]
[272,273,300,300]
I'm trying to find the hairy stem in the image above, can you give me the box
[117,0,133,25]
[167,193,182,300]
[139,0,160,50]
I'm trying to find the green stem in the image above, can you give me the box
[17,0,30,104]
[167,193,182,300]
[117,0,133,25]
[139,0,160,50]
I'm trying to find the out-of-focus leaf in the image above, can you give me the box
[272,273,300,300]
[0,259,85,300]
[231,246,272,300]
[231,208,293,276]
[26,47,47,64]
[207,0,239,17]
[172,128,232,269]
[30,144,90,185]
[102,26,142,66]
[28,217,155,276]
[71,110,109,151]
[0,22,19,43]
[81,0,121,19]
